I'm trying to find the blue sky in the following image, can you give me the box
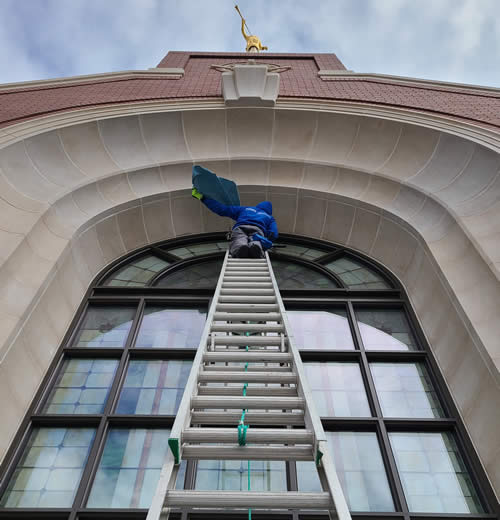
[1,0,499,87]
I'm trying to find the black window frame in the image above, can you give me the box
[0,232,497,520]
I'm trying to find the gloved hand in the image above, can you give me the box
[192,187,204,200]
[252,233,273,250]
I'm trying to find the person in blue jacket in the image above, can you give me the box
[192,188,278,258]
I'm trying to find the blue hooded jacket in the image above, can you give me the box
[202,198,278,241]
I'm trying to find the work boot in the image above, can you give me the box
[233,244,251,258]
[248,242,264,258]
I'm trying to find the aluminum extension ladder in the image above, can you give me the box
[147,251,351,520]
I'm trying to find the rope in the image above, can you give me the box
[236,336,252,519]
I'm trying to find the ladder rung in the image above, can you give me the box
[227,259,267,262]
[210,323,284,333]
[227,262,268,267]
[203,365,291,373]
[192,395,304,408]
[214,312,282,321]
[219,295,276,303]
[220,288,275,295]
[224,273,270,278]
[226,266,269,271]
[191,411,304,425]
[222,282,273,288]
[216,304,279,312]
[181,445,313,461]
[212,335,284,346]
[198,386,297,397]
[165,490,332,509]
[224,276,271,283]
[183,428,313,444]
[203,351,291,362]
[198,371,296,383]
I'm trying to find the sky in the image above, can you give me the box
[0,0,499,88]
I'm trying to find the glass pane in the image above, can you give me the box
[371,362,444,418]
[272,260,339,289]
[296,461,323,492]
[155,259,223,289]
[304,362,370,417]
[325,256,391,289]
[278,243,328,260]
[42,359,119,415]
[327,431,394,512]
[287,309,354,350]
[195,460,286,492]
[0,427,95,508]
[87,428,171,508]
[104,255,170,287]
[389,432,483,513]
[115,360,191,414]
[71,306,135,349]
[356,308,418,351]
[165,241,228,259]
[135,306,206,349]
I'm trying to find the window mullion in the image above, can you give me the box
[71,298,145,512]
[347,301,409,514]
[68,413,109,512]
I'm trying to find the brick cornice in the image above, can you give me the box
[318,70,500,98]
[0,68,184,93]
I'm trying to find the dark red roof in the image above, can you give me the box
[0,51,499,130]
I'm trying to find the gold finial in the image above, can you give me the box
[235,5,268,53]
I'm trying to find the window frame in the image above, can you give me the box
[0,232,497,520]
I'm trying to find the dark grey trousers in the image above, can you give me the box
[230,225,264,258]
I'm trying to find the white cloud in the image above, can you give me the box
[0,0,498,87]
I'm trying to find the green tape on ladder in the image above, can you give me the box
[315,446,324,467]
[168,437,180,465]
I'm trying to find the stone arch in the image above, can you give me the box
[0,105,499,495]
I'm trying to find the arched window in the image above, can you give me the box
[0,233,495,519]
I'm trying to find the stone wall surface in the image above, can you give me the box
[0,106,499,498]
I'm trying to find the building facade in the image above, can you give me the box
[0,50,499,518]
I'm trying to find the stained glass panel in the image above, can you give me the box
[104,255,170,287]
[71,306,135,348]
[195,460,286,492]
[325,256,391,289]
[165,241,228,259]
[303,362,370,417]
[42,359,118,415]
[87,428,172,508]
[272,260,339,289]
[287,309,354,350]
[356,308,418,351]
[0,428,95,508]
[390,432,483,513]
[327,431,394,512]
[155,259,223,289]
[277,243,328,260]
[135,306,206,349]
[116,360,191,414]
[371,362,444,418]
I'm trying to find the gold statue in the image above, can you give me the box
[235,5,268,52]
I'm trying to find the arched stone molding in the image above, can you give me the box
[0,107,499,275]
[0,107,499,496]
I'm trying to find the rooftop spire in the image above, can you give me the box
[235,5,268,53]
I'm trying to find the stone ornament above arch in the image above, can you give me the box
[0,105,499,497]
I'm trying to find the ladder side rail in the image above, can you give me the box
[265,252,325,443]
[147,251,230,520]
[265,252,352,520]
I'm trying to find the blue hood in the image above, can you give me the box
[256,201,273,215]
